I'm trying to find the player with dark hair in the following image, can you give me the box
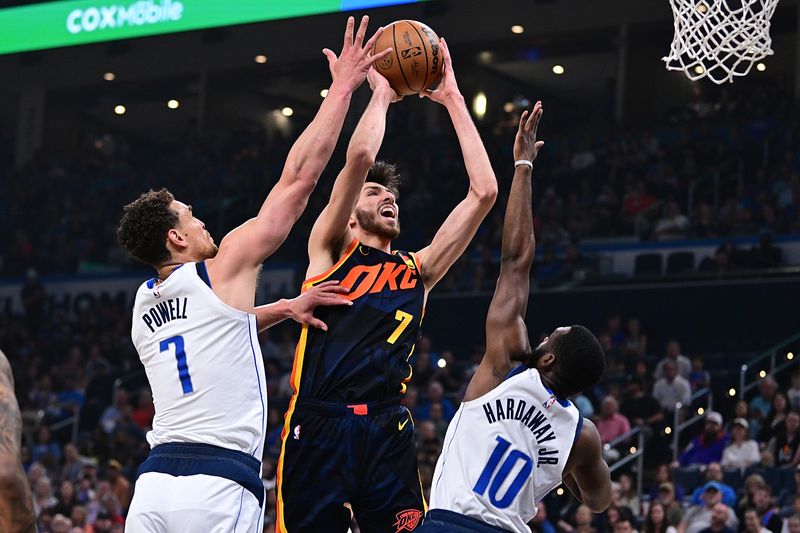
[276,39,498,532]
[120,17,391,531]
[420,102,611,533]
[0,349,36,533]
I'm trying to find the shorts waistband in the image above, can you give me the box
[294,396,402,417]
[425,510,512,533]
[138,443,264,507]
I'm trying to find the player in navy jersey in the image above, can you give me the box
[421,103,612,533]
[118,17,390,532]
[276,39,498,532]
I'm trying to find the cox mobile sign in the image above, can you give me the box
[0,0,424,55]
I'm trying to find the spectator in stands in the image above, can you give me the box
[741,508,773,533]
[416,381,456,422]
[780,493,800,521]
[622,378,664,431]
[597,395,632,444]
[621,318,647,358]
[657,482,686,527]
[644,501,678,533]
[753,487,786,533]
[788,374,800,411]
[618,473,640,515]
[560,504,596,533]
[680,411,729,466]
[722,418,761,469]
[614,515,637,533]
[679,482,739,533]
[31,426,62,466]
[61,443,88,483]
[734,401,761,440]
[785,514,800,533]
[697,503,735,533]
[689,357,712,392]
[51,513,72,533]
[106,460,131,511]
[653,201,690,240]
[751,377,779,421]
[690,462,737,507]
[655,341,692,380]
[759,393,790,444]
[653,360,692,413]
[739,474,768,519]
[768,410,800,467]
[529,501,557,533]
[571,391,595,419]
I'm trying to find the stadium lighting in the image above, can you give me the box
[437,358,446,368]
[472,91,487,119]
[556,487,564,496]
[759,370,766,378]
[697,407,704,415]
[511,25,524,34]
[756,62,766,72]
[114,105,126,115]
[788,352,794,360]
[254,55,268,64]
[103,72,115,81]
[167,99,180,109]
[629,446,636,454]
[503,102,514,113]
[664,426,672,435]
[728,388,736,397]
[281,107,294,117]
[694,65,705,75]
[320,89,329,98]
[552,65,565,75]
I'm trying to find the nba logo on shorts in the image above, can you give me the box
[543,395,556,409]
[293,424,301,440]
[393,509,422,532]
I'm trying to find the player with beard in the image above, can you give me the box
[276,39,498,532]
[421,103,611,532]
[119,17,391,531]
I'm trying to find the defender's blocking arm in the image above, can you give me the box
[307,68,400,276]
[414,38,498,289]
[210,16,392,278]
[463,103,544,402]
[255,281,352,332]
[0,350,36,533]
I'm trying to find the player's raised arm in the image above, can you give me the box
[414,38,498,289]
[463,104,545,403]
[208,17,391,286]
[307,68,401,277]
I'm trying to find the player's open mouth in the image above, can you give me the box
[379,205,397,220]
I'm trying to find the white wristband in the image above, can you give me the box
[514,160,533,169]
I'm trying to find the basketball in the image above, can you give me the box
[372,20,444,96]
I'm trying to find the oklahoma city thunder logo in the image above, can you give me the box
[393,509,422,532]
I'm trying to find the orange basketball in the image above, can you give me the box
[372,20,443,96]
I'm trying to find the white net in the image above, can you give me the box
[663,0,780,84]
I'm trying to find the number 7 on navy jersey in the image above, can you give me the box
[160,335,194,394]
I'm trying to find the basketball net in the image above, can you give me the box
[663,0,779,84]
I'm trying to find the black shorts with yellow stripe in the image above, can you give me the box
[276,397,426,533]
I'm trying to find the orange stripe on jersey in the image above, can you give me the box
[303,238,359,288]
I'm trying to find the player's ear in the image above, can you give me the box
[348,214,357,228]
[166,227,187,251]
[536,352,556,371]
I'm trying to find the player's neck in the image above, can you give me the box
[155,255,192,282]
[354,231,392,253]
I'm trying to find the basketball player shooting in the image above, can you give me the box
[118,16,391,532]
[0,349,36,533]
[276,38,498,532]
[421,103,612,533]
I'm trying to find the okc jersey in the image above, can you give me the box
[430,367,582,533]
[130,262,267,457]
[291,239,425,403]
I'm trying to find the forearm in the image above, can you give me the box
[255,299,293,332]
[446,98,498,201]
[346,88,392,166]
[501,165,535,266]
[284,81,353,183]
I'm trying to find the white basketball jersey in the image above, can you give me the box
[131,262,267,458]
[430,367,581,533]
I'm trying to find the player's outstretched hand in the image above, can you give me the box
[367,67,402,103]
[324,16,393,94]
[286,281,352,331]
[513,101,545,163]
[419,38,462,106]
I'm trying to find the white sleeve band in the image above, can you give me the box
[514,160,533,169]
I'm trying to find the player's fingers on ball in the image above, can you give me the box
[355,15,369,47]
[368,47,393,65]
[364,26,384,51]
[440,38,453,66]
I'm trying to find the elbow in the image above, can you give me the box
[585,493,612,514]
[473,183,498,208]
